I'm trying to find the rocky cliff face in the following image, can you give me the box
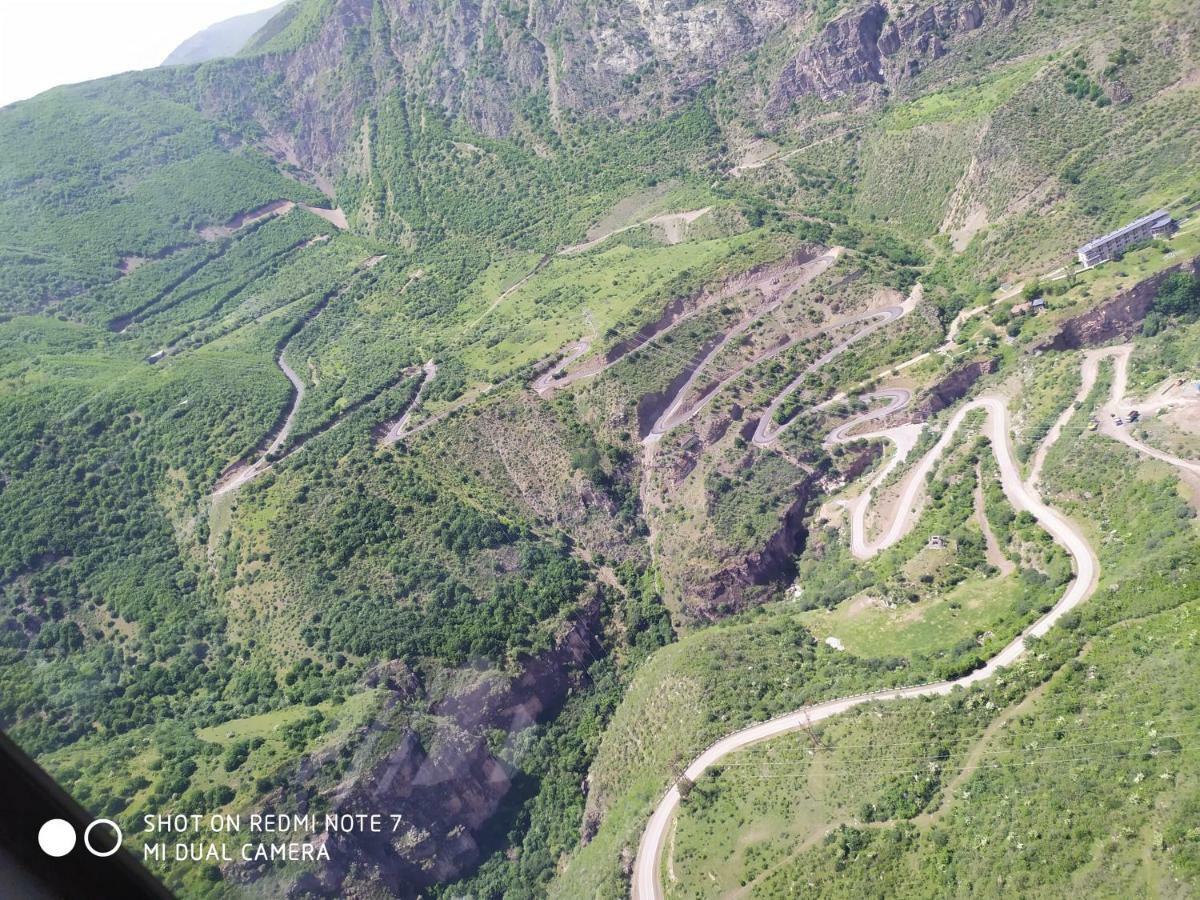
[915,356,1000,419]
[684,474,818,618]
[192,0,1029,187]
[197,0,805,180]
[769,0,1023,113]
[867,356,999,431]
[1040,257,1200,351]
[248,595,604,897]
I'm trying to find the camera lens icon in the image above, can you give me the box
[84,819,123,857]
[38,819,75,857]
[39,818,123,857]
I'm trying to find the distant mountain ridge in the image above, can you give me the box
[162,1,287,66]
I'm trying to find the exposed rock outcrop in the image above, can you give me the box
[252,596,604,898]
[683,474,818,618]
[770,0,1023,113]
[1039,256,1200,351]
[190,0,1031,191]
[913,356,1000,420]
[636,340,721,439]
[195,0,806,176]
[869,356,999,431]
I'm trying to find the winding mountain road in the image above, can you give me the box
[533,341,591,395]
[214,341,313,497]
[213,286,428,497]
[822,388,912,445]
[646,298,902,444]
[380,360,438,445]
[822,390,924,560]
[539,248,843,397]
[632,387,1101,900]
[213,354,303,496]
[752,284,923,447]
[632,334,1200,898]
[213,358,428,498]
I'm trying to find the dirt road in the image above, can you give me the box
[634,340,1200,897]
[380,360,438,444]
[632,391,1100,900]
[751,284,922,447]
[558,208,711,256]
[464,255,550,331]
[822,390,923,559]
[1094,344,1200,482]
[212,349,307,497]
[539,249,844,396]
[533,341,590,395]
[727,132,849,177]
[643,251,844,440]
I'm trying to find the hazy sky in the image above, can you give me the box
[0,0,279,107]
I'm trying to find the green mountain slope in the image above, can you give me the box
[1,1,1200,898]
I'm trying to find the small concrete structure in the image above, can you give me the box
[1077,210,1177,267]
[927,534,947,550]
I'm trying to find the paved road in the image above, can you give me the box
[632,392,1100,900]
[822,390,924,559]
[823,388,911,445]
[751,283,922,447]
[644,251,843,440]
[381,360,438,444]
[1026,352,1102,490]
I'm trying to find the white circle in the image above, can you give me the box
[38,819,76,857]
[83,819,122,857]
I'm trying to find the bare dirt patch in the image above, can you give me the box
[301,204,348,230]
[118,255,148,275]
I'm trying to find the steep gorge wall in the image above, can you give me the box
[683,474,819,618]
[184,0,1031,190]
[769,0,1024,113]
[1040,256,1200,351]
[915,356,1000,420]
[192,0,803,177]
[246,595,604,897]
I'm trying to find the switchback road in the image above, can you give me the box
[632,389,1100,900]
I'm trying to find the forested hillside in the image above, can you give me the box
[2,0,1199,897]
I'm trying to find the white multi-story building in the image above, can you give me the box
[1077,210,1177,267]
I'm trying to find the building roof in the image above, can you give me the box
[1078,210,1174,255]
